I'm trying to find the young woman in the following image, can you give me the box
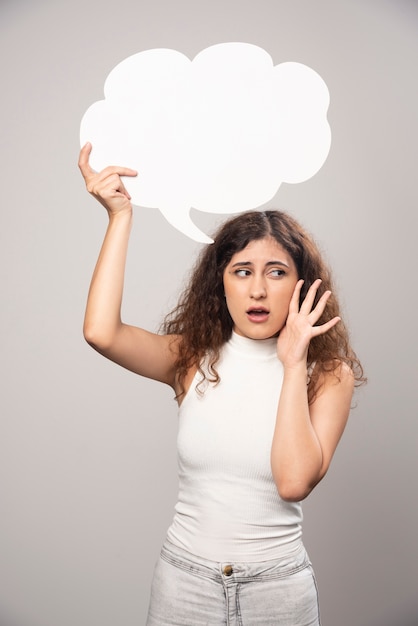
[79,142,364,625]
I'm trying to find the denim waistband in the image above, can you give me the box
[160,538,309,584]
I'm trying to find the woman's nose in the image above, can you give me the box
[250,277,267,299]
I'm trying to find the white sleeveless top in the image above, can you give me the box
[166,332,303,562]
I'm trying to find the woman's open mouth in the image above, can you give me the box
[246,307,270,323]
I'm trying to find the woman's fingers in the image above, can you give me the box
[311,315,341,337]
[291,278,341,334]
[299,279,335,320]
[299,278,322,315]
[78,143,138,212]
[78,142,138,183]
[308,287,331,321]
[288,279,304,314]
[78,142,95,179]
[118,180,131,200]
[305,287,341,335]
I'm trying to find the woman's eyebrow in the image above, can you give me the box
[265,260,290,268]
[230,260,290,268]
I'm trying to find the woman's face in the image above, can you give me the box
[223,237,299,340]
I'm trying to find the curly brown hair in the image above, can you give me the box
[162,210,365,402]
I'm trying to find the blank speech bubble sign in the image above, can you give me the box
[80,43,331,243]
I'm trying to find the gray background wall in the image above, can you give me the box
[1,0,417,624]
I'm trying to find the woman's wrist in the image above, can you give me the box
[107,207,133,223]
[282,360,308,379]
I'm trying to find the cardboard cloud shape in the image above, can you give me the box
[80,43,331,243]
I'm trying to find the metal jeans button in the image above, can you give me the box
[223,564,233,576]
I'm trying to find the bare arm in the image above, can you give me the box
[271,280,354,501]
[79,143,178,388]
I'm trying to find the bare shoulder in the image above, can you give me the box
[322,360,355,392]
[309,362,355,480]
[311,362,355,427]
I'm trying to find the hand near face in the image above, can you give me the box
[276,279,340,369]
[78,142,137,216]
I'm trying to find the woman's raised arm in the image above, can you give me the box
[78,143,178,388]
[271,280,354,501]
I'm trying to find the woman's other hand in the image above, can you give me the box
[78,142,137,216]
[277,279,340,369]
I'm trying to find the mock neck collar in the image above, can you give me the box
[228,331,278,358]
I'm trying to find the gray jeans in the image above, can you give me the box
[146,540,320,625]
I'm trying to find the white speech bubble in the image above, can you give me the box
[80,43,331,243]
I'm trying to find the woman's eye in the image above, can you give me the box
[235,269,251,277]
[269,269,285,278]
